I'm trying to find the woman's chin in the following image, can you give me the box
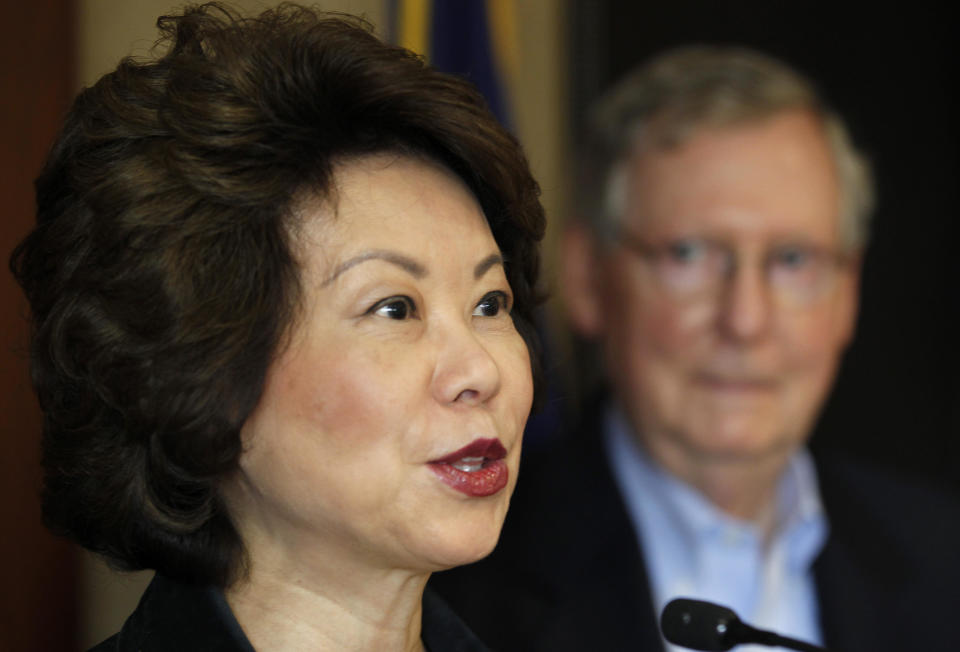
[415,520,504,572]
[428,541,499,572]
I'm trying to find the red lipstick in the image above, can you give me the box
[428,438,509,497]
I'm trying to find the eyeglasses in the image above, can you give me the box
[617,230,851,308]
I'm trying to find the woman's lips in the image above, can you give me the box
[428,438,509,497]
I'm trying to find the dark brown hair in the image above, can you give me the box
[9,2,544,587]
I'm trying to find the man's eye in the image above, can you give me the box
[665,238,707,264]
[772,246,813,270]
[473,291,509,317]
[371,296,416,320]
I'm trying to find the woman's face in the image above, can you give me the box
[227,155,533,577]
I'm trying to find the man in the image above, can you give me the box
[430,46,960,652]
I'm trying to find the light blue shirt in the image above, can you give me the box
[603,404,828,652]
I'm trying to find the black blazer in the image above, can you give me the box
[429,406,960,652]
[91,573,492,651]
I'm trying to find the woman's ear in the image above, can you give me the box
[560,222,606,337]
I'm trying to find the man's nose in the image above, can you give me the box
[430,319,502,406]
[715,259,773,342]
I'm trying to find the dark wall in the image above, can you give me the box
[568,1,959,488]
[0,0,78,649]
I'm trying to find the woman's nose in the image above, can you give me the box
[430,320,502,406]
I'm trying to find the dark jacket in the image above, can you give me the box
[429,404,960,652]
[91,573,491,651]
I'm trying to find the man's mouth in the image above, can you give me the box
[695,370,778,390]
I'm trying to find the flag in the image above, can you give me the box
[389,0,518,127]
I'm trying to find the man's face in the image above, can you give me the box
[567,110,859,473]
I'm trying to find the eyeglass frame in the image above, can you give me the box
[615,228,856,308]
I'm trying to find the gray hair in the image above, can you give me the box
[577,45,874,252]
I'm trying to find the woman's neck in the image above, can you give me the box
[225,554,429,652]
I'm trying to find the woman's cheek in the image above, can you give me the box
[503,332,535,418]
[267,331,398,448]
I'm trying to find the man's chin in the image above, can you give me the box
[698,444,796,467]
[678,420,803,464]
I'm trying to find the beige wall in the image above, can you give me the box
[76,0,566,647]
[78,0,386,88]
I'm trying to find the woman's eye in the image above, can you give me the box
[370,296,416,320]
[473,291,509,317]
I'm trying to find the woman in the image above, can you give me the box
[10,4,544,650]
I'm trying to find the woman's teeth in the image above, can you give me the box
[451,457,485,472]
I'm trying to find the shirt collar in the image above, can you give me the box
[602,401,828,576]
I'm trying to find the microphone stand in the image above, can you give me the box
[728,618,828,652]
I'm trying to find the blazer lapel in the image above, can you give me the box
[519,409,665,652]
[813,456,912,652]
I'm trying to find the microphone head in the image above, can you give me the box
[660,598,741,651]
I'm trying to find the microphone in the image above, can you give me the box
[660,598,829,652]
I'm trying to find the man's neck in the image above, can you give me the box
[639,432,794,533]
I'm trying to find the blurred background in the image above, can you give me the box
[1,1,955,649]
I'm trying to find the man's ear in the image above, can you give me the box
[560,222,606,337]
[837,253,863,349]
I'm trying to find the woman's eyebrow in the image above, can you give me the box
[474,253,505,279]
[322,250,504,287]
[322,250,426,286]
